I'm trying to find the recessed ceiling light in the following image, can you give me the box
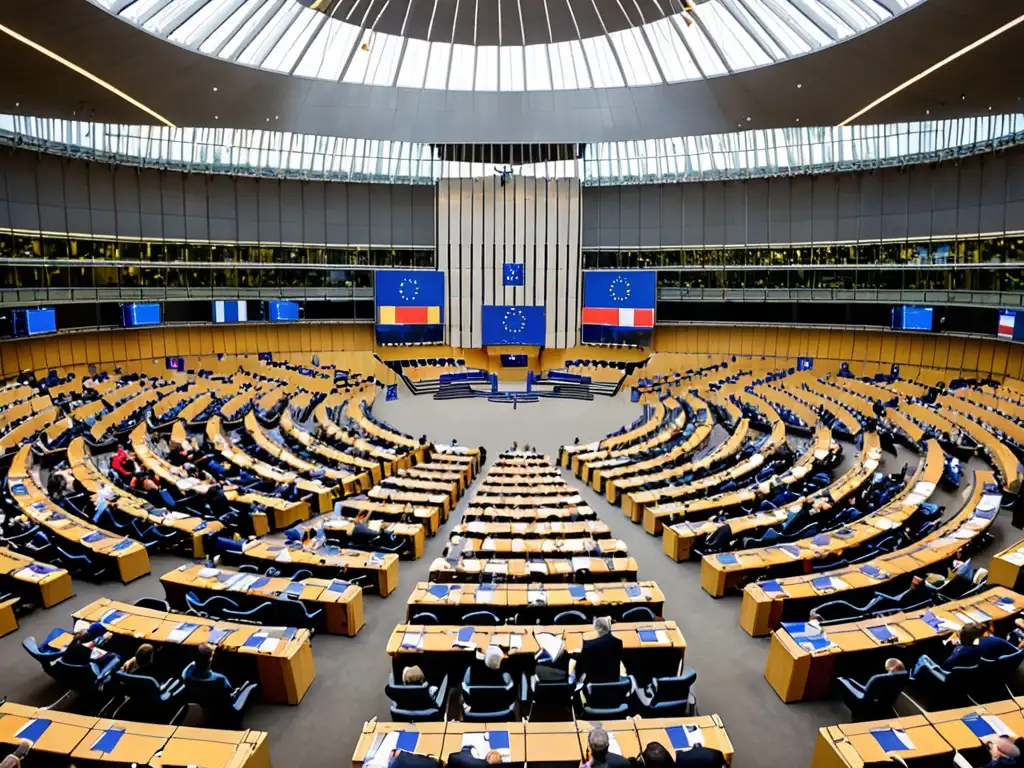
[266,117,270,122]
[14,102,18,107]
[989,106,993,110]
[795,117,800,122]
[925,109,930,115]
[797,83,802,89]
[275,115,279,120]
[214,115,219,119]
[213,86,218,92]
[746,116,751,121]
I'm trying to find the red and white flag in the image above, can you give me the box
[999,312,1016,339]
[582,307,655,328]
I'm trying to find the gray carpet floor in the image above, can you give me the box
[0,386,1018,768]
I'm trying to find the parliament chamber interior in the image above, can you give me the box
[2,0,1024,766]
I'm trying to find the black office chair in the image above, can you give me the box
[384,671,449,721]
[836,669,910,720]
[134,597,171,612]
[621,606,657,622]
[552,610,588,626]
[631,668,697,716]
[461,611,501,626]
[576,677,632,718]
[460,668,517,722]
[409,611,440,625]
[115,669,187,721]
[53,655,120,696]
[180,662,259,726]
[912,660,978,705]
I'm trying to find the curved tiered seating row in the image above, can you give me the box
[739,469,1001,636]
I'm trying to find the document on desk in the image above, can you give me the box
[15,719,52,742]
[528,561,549,576]
[484,560,507,575]
[508,634,522,652]
[992,595,1018,612]
[665,724,704,750]
[364,732,401,768]
[401,631,424,650]
[961,713,1017,740]
[168,622,201,644]
[511,539,525,553]
[454,627,476,649]
[476,585,496,604]
[535,632,564,663]
[527,589,547,605]
[482,538,497,552]
[870,728,915,753]
[866,624,896,644]
[571,557,592,572]
[962,608,992,624]
[637,629,668,645]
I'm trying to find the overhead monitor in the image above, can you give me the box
[213,300,248,323]
[375,271,445,344]
[121,303,161,328]
[998,310,1024,341]
[12,307,56,337]
[890,305,933,332]
[267,301,300,322]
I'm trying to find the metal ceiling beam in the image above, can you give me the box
[719,0,780,61]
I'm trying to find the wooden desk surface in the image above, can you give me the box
[0,701,269,768]
[406,581,665,618]
[428,556,639,583]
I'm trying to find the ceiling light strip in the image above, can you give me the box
[840,12,1024,126]
[0,22,176,128]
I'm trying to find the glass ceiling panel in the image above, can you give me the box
[97,0,913,89]
[4,114,1022,186]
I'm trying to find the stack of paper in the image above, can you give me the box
[400,631,424,650]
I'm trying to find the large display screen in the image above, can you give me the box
[375,271,445,344]
[267,301,300,322]
[481,305,546,346]
[581,271,656,346]
[12,308,56,337]
[121,303,161,328]
[891,305,933,331]
[213,300,248,323]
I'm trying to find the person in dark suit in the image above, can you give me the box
[674,747,728,768]
[389,752,441,768]
[582,728,630,768]
[446,747,490,768]
[574,617,623,684]
[637,742,674,768]
[467,645,507,687]
[62,622,112,666]
[912,623,985,677]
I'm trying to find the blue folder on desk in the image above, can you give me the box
[716,553,738,565]
[920,611,943,631]
[427,584,450,600]
[994,595,1017,610]
[626,584,643,599]
[91,728,125,754]
[207,628,234,645]
[962,713,997,738]
[193,521,208,532]
[283,582,304,598]
[396,731,420,752]
[456,627,475,644]
[638,630,660,644]
[779,544,801,558]
[250,577,271,590]
[867,625,895,643]
[760,580,785,595]
[487,731,510,750]
[100,609,127,626]
[82,531,109,544]
[831,527,855,539]
[870,728,911,753]
[810,534,831,547]
[15,718,51,742]
[975,507,997,520]
[569,585,586,600]
[27,563,57,575]
[111,540,134,552]
[797,636,832,652]
[243,632,267,649]
[327,580,350,594]
[811,577,835,591]
[859,565,884,580]
[10,482,27,496]
[665,725,692,750]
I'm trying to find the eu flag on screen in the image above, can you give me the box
[375,271,445,325]
[583,271,656,309]
[481,305,546,346]
[503,263,524,286]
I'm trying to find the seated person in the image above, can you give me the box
[120,643,155,675]
[166,440,191,467]
[983,736,1021,768]
[351,510,377,543]
[912,623,985,677]
[977,628,1019,660]
[63,621,113,666]
[533,643,571,685]
[573,617,623,684]
[184,643,237,693]
[401,664,437,696]
[130,469,160,495]
[111,446,136,479]
[636,743,674,768]
[582,727,629,768]
[468,645,507,687]
[47,466,75,498]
